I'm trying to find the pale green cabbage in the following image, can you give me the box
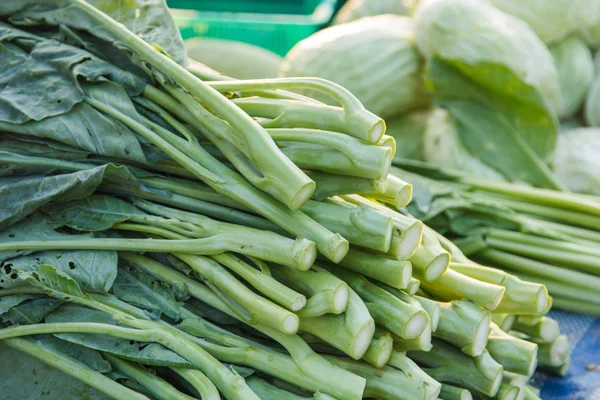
[280,15,430,118]
[415,0,562,115]
[579,24,600,48]
[489,0,600,44]
[423,109,505,180]
[185,38,282,80]
[551,128,600,195]
[584,78,600,127]
[385,109,433,162]
[332,0,412,25]
[549,36,594,119]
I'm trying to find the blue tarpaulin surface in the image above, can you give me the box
[533,311,600,400]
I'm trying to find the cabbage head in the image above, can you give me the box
[489,0,600,44]
[280,15,430,119]
[423,109,505,181]
[551,128,600,195]
[413,0,563,189]
[332,0,413,25]
[550,36,594,119]
[579,24,600,49]
[385,109,433,162]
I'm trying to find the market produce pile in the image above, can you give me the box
[283,0,600,319]
[0,0,581,399]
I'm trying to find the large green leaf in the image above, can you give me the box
[0,163,149,229]
[0,297,64,325]
[0,213,91,261]
[43,195,145,232]
[0,294,41,314]
[32,334,112,373]
[426,59,561,188]
[5,250,118,293]
[112,266,184,320]
[47,304,194,368]
[1,0,187,68]
[0,340,114,400]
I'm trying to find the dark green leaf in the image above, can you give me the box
[0,294,42,314]
[19,264,89,300]
[0,213,91,260]
[2,0,187,67]
[113,266,184,320]
[1,297,63,325]
[5,250,118,293]
[428,57,560,187]
[47,304,194,368]
[0,341,114,400]
[43,195,144,232]
[30,334,112,373]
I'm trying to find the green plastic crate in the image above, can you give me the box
[167,0,340,56]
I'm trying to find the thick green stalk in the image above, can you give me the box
[140,177,393,253]
[121,254,365,399]
[362,328,394,368]
[486,230,600,274]
[270,264,349,318]
[450,263,549,315]
[139,88,348,262]
[440,384,473,400]
[104,354,194,400]
[309,171,386,201]
[478,249,600,293]
[246,377,311,400]
[414,295,441,332]
[515,272,600,305]
[411,229,451,281]
[231,97,383,143]
[524,385,542,400]
[171,367,220,400]
[406,278,421,295]
[213,254,307,312]
[134,199,317,270]
[367,174,413,207]
[175,254,299,334]
[336,248,412,289]
[408,339,504,397]
[463,177,600,216]
[329,267,428,340]
[487,324,538,376]
[387,351,442,399]
[492,314,517,332]
[325,355,441,400]
[4,337,149,400]
[268,128,392,179]
[207,78,385,143]
[436,300,491,357]
[75,0,318,209]
[164,85,315,209]
[303,199,393,253]
[335,194,425,260]
[420,269,505,311]
[299,286,375,360]
[393,323,433,352]
[511,317,559,343]
[536,335,570,368]
[186,59,316,102]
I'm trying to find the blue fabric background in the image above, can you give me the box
[533,311,600,400]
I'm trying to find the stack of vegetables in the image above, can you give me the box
[282,0,600,317]
[0,0,573,399]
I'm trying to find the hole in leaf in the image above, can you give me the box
[8,234,14,238]
[10,273,17,280]
[3,264,12,274]
[68,262,76,270]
